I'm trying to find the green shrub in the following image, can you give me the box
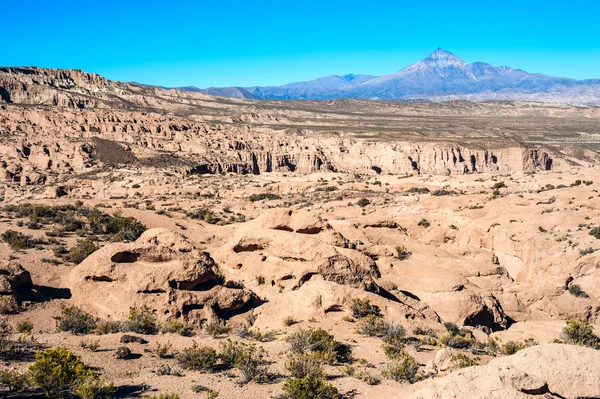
[285,353,324,379]
[87,210,146,242]
[499,339,538,355]
[382,351,420,383]
[452,353,479,368]
[55,306,98,335]
[16,320,33,334]
[349,298,380,319]
[395,245,411,260]
[286,328,347,364]
[68,238,98,264]
[74,373,115,399]
[233,343,268,383]
[161,319,193,336]
[439,332,473,349]
[283,316,299,326]
[431,189,457,196]
[114,346,131,360]
[356,315,387,337]
[560,318,600,349]
[282,375,340,399]
[29,347,113,398]
[590,227,600,239]
[1,230,38,250]
[203,320,230,337]
[417,218,430,228]
[0,368,30,392]
[357,198,370,207]
[248,193,281,202]
[145,394,181,399]
[151,342,172,358]
[176,344,217,371]
[126,306,158,334]
[443,322,460,335]
[568,284,590,298]
[218,339,248,369]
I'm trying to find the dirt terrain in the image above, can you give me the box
[1,67,600,399]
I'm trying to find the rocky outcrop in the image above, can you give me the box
[0,262,34,311]
[410,344,600,399]
[68,228,264,324]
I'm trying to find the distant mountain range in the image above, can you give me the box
[179,49,600,104]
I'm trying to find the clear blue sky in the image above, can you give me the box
[4,0,600,87]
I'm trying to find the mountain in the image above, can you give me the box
[182,49,600,103]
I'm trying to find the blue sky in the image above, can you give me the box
[4,0,600,87]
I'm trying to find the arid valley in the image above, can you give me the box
[1,66,600,399]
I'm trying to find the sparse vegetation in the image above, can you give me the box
[568,284,589,298]
[55,306,98,335]
[349,297,380,319]
[126,306,158,334]
[249,193,281,202]
[29,347,114,398]
[395,245,411,260]
[559,318,600,349]
[282,375,340,399]
[177,343,218,371]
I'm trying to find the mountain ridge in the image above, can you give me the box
[181,49,600,104]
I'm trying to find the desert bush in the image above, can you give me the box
[126,306,158,334]
[432,189,457,196]
[248,193,281,202]
[349,298,380,319]
[407,187,430,194]
[161,319,194,336]
[119,334,147,344]
[356,370,381,385]
[560,318,600,349]
[146,394,181,399]
[203,320,230,337]
[417,218,430,228]
[156,365,184,377]
[499,339,538,355]
[589,227,600,239]
[452,353,479,368]
[382,323,406,346]
[68,238,99,264]
[286,328,347,364]
[1,230,38,250]
[16,320,33,334]
[191,385,218,398]
[413,327,438,338]
[285,353,324,379]
[151,341,172,358]
[357,198,370,207]
[568,284,589,298]
[74,373,115,399]
[283,316,299,326]
[395,245,411,260]
[356,315,387,337]
[218,339,245,369]
[176,343,217,371]
[443,322,460,335]
[233,343,268,383]
[29,347,113,398]
[114,346,131,360]
[80,339,100,352]
[439,332,473,349]
[55,306,98,335]
[282,375,340,399]
[87,210,146,242]
[0,368,30,392]
[382,351,420,383]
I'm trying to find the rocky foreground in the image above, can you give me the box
[0,67,599,398]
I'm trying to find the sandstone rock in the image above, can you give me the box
[410,344,600,399]
[68,228,264,324]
